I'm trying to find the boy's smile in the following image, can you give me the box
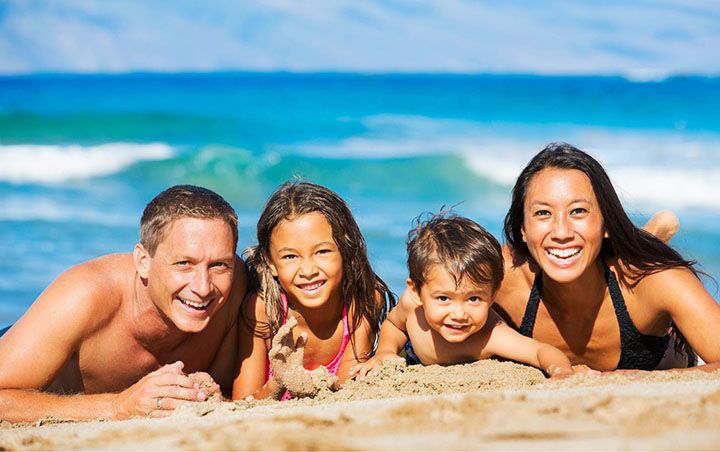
[410,264,493,343]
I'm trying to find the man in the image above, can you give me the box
[0,185,247,422]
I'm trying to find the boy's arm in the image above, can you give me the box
[482,310,574,377]
[350,290,413,379]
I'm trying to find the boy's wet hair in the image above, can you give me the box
[407,212,503,293]
[140,184,238,256]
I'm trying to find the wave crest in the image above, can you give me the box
[0,143,174,184]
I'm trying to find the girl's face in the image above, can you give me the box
[266,211,343,310]
[522,167,606,284]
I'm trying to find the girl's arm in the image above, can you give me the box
[337,316,376,383]
[231,292,282,400]
[349,290,414,379]
[642,268,720,371]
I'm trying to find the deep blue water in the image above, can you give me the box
[1,72,719,324]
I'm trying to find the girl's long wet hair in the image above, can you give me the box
[503,142,699,361]
[244,180,396,359]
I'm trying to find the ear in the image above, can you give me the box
[521,226,527,243]
[265,255,278,277]
[406,278,423,307]
[133,243,151,279]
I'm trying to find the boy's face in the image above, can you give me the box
[409,264,494,343]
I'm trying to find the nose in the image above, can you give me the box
[298,258,319,279]
[449,303,467,321]
[550,213,573,242]
[190,266,212,297]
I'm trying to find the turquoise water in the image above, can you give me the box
[1,72,719,324]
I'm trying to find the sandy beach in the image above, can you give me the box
[1,360,719,450]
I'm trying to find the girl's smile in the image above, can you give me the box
[266,212,343,311]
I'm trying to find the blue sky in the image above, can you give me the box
[1,0,719,76]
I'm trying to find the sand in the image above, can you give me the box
[2,360,720,450]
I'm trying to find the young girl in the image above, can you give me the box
[233,181,395,400]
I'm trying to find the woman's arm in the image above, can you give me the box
[643,268,720,371]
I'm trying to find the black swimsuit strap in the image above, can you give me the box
[606,263,668,369]
[519,271,542,338]
[519,263,668,370]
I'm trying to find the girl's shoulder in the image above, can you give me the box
[242,290,270,323]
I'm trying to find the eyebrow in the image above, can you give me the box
[276,241,336,253]
[529,198,591,207]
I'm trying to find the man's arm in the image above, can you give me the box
[0,261,203,422]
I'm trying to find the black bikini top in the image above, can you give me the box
[518,263,668,370]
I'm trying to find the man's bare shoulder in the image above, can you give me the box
[42,254,136,326]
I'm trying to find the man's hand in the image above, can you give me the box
[350,351,405,380]
[188,371,222,401]
[269,317,337,398]
[113,361,209,419]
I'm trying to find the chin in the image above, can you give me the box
[543,264,591,284]
[174,318,211,333]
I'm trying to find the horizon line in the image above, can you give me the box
[2,69,719,83]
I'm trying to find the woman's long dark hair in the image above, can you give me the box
[503,142,698,360]
[244,180,396,360]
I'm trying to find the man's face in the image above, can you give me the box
[143,217,236,333]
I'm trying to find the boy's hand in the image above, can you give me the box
[269,316,338,398]
[350,351,405,380]
[547,364,601,380]
[571,364,601,376]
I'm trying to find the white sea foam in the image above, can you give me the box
[290,114,720,211]
[0,143,174,184]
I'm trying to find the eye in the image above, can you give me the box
[280,253,298,260]
[210,261,232,270]
[316,248,333,255]
[571,207,588,215]
[468,296,481,304]
[436,296,450,303]
[175,261,191,267]
[533,209,551,217]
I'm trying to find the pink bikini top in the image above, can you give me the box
[266,292,350,399]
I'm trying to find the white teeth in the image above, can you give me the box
[179,297,211,309]
[547,247,581,259]
[299,281,324,291]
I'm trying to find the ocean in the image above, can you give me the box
[1,72,718,325]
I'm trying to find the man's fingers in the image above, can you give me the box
[153,371,197,389]
[159,384,208,402]
[155,361,185,374]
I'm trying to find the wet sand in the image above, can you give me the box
[2,360,719,450]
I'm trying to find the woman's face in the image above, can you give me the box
[522,167,606,283]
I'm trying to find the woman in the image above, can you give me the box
[493,142,719,371]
